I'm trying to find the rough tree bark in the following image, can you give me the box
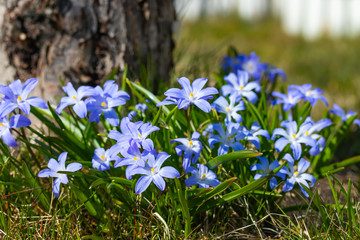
[0,0,175,102]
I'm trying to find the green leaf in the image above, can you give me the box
[69,183,98,217]
[206,150,262,169]
[22,161,50,211]
[319,155,360,173]
[243,99,266,130]
[90,177,133,189]
[152,106,163,126]
[196,176,272,212]
[188,177,236,209]
[174,177,191,237]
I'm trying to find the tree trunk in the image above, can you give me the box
[0,0,175,102]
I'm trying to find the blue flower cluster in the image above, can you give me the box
[16,52,359,199]
[222,52,286,82]
[0,78,47,146]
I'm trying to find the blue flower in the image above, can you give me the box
[114,143,152,179]
[212,94,245,123]
[209,123,244,155]
[86,81,130,126]
[38,152,82,197]
[289,84,328,106]
[202,123,214,136]
[272,88,302,111]
[109,118,159,153]
[238,122,270,149]
[279,153,316,197]
[0,78,47,115]
[157,77,218,113]
[56,82,94,118]
[171,131,203,170]
[128,152,180,194]
[272,121,316,160]
[222,70,261,103]
[267,67,286,82]
[330,104,357,122]
[128,110,137,120]
[238,52,268,81]
[0,114,31,147]
[135,103,148,114]
[92,147,120,171]
[185,164,221,188]
[302,117,332,156]
[250,157,285,189]
[221,55,242,73]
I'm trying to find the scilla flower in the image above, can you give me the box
[221,70,261,103]
[56,82,94,118]
[86,81,130,126]
[0,78,47,115]
[0,114,31,147]
[38,152,82,197]
[185,164,221,188]
[157,77,218,113]
[209,123,244,155]
[212,94,245,123]
[171,131,203,170]
[250,157,284,189]
[330,104,357,122]
[272,88,302,111]
[272,120,316,160]
[128,152,180,194]
[279,153,316,197]
[92,148,120,171]
[289,84,328,106]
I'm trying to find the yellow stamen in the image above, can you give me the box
[294,171,299,176]
[202,174,206,179]
[138,134,142,138]
[101,102,106,107]
[0,123,3,127]
[134,157,138,161]
[151,168,155,172]
[189,141,193,145]
[306,90,312,95]
[17,96,22,100]
[305,131,309,136]
[227,136,231,141]
[100,155,105,160]
[72,96,76,100]
[226,107,230,112]
[190,92,194,97]
[239,86,244,90]
[292,134,296,138]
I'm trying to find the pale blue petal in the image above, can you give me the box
[27,97,47,109]
[1,129,17,147]
[158,166,180,179]
[21,78,38,98]
[135,175,153,194]
[152,174,166,191]
[53,178,61,197]
[9,115,31,128]
[66,163,82,172]
[73,101,87,118]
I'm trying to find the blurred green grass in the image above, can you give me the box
[173,14,360,112]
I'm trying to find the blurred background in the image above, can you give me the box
[173,0,360,113]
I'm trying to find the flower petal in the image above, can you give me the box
[159,166,180,179]
[152,174,166,191]
[135,175,153,194]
